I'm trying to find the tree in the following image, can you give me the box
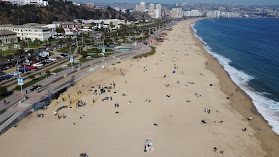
[56,27,65,33]
[57,39,64,45]
[15,49,25,58]
[81,51,87,58]
[20,41,25,50]
[34,38,40,46]
[0,86,7,96]
[28,75,35,81]
[104,38,113,45]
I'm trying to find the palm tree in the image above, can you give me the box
[20,41,25,50]
[34,38,40,46]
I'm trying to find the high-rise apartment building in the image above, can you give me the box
[155,4,161,18]
[148,3,155,18]
[171,8,183,18]
[136,1,146,13]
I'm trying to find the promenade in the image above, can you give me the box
[0,43,151,135]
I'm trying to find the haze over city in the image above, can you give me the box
[74,0,279,5]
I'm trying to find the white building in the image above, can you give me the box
[171,8,183,18]
[184,10,203,17]
[3,0,48,6]
[148,3,155,18]
[155,4,161,18]
[0,23,51,41]
[81,19,127,30]
[136,1,146,12]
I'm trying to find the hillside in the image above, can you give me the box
[0,1,131,25]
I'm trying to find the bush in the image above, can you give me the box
[81,51,88,58]
[28,75,35,80]
[14,85,21,91]
[0,86,7,95]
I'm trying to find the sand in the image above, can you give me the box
[0,19,277,157]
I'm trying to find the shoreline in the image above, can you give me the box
[190,18,279,156]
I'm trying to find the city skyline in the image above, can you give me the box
[74,0,279,6]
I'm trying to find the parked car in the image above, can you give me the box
[17,68,31,73]
[33,63,44,67]
[0,71,6,76]
[0,74,13,80]
[25,66,37,69]
[45,60,53,63]
[48,58,57,62]
[9,71,22,77]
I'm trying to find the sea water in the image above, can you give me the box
[192,18,279,135]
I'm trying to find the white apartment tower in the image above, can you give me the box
[148,3,155,18]
[136,1,146,12]
[155,4,161,18]
[171,8,183,18]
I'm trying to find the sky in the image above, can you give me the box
[74,0,279,6]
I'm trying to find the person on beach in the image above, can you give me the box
[248,116,252,121]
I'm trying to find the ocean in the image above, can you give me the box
[192,18,279,135]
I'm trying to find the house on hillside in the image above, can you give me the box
[0,23,51,41]
[1,0,48,6]
[0,30,18,45]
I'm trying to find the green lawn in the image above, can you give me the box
[79,58,89,63]
[67,62,79,67]
[105,49,114,52]
[105,53,114,55]
[52,68,64,73]
[0,49,17,55]
[133,46,156,59]
[90,54,102,59]
[87,48,113,54]
[58,46,75,54]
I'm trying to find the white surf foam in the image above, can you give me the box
[191,21,279,135]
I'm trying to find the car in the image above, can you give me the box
[1,74,13,80]
[17,67,31,72]
[25,66,37,69]
[20,68,31,73]
[30,84,42,91]
[9,71,22,77]
[32,63,44,67]
[48,58,57,61]
[45,59,53,63]
[0,71,6,76]
[60,53,69,57]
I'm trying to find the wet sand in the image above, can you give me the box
[191,18,279,156]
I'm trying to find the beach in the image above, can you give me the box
[0,19,277,156]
